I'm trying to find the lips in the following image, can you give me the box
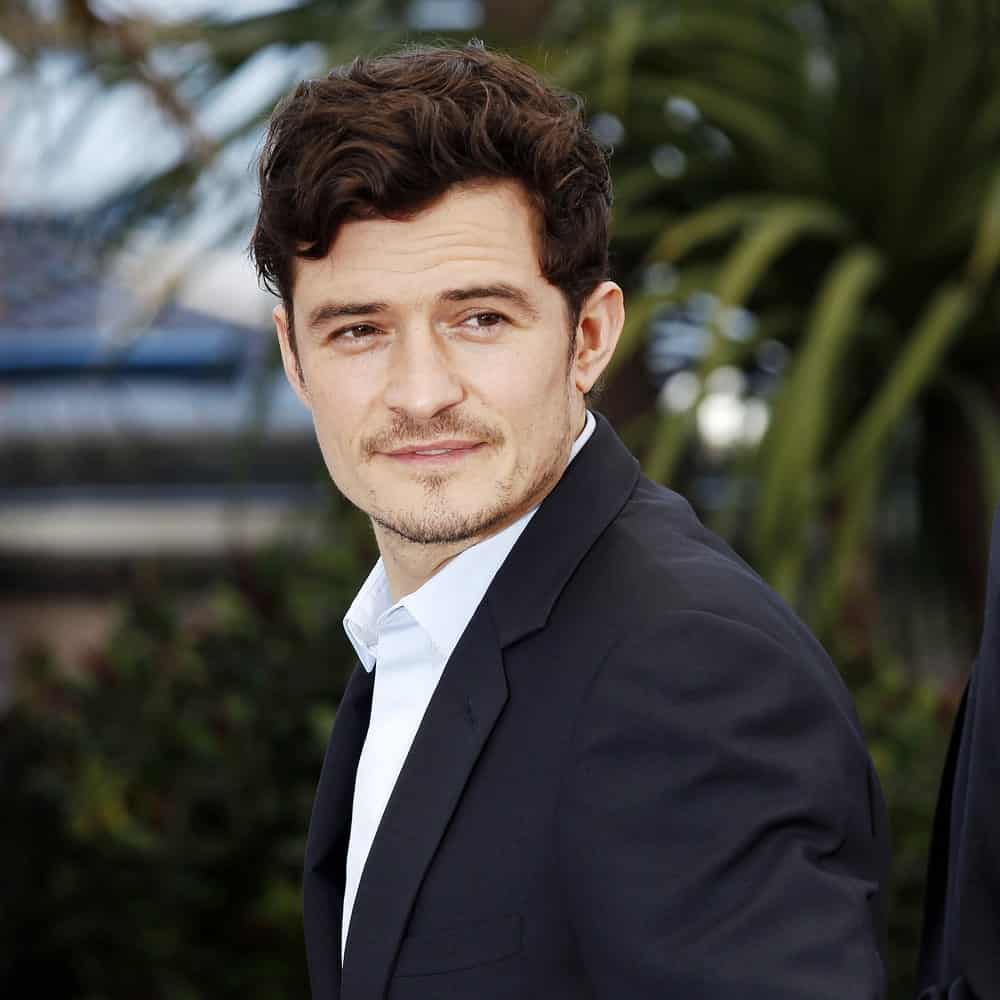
[387,440,481,457]
[382,440,485,465]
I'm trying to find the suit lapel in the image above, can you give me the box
[304,663,375,1000]
[487,412,639,646]
[340,607,508,1000]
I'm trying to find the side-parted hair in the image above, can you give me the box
[249,42,612,357]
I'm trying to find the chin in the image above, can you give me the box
[372,496,518,547]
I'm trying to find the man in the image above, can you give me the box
[251,43,890,999]
[917,502,1000,999]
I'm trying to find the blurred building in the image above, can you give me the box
[0,214,324,674]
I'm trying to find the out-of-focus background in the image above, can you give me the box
[2,0,998,996]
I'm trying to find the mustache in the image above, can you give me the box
[362,413,505,457]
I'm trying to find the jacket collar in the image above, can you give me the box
[487,410,640,646]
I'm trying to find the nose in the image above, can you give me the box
[382,324,465,420]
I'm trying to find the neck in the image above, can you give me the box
[375,531,470,602]
[373,489,551,599]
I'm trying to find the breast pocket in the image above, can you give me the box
[393,912,523,977]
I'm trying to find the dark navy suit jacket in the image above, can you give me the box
[303,413,890,999]
[918,503,1000,999]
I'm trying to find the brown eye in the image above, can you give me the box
[333,324,380,340]
[464,312,506,329]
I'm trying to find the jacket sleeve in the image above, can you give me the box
[555,609,888,1000]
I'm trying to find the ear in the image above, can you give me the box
[572,281,625,393]
[273,304,310,409]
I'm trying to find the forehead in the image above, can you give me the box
[293,181,545,300]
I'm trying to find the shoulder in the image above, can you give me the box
[557,475,864,732]
[581,476,814,650]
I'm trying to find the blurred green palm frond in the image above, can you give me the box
[550,0,1000,625]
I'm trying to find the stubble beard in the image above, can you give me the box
[369,474,516,546]
[365,423,574,547]
[359,351,579,546]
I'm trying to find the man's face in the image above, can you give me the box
[274,180,599,547]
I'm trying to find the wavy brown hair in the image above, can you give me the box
[250,42,612,362]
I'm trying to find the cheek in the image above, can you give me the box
[305,376,367,466]
[474,341,569,410]
[478,361,572,458]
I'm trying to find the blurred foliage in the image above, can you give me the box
[542,0,1000,636]
[3,0,997,996]
[0,504,376,998]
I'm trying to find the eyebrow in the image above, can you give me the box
[304,282,540,331]
[438,284,540,319]
[305,300,390,329]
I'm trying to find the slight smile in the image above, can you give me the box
[382,441,486,465]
